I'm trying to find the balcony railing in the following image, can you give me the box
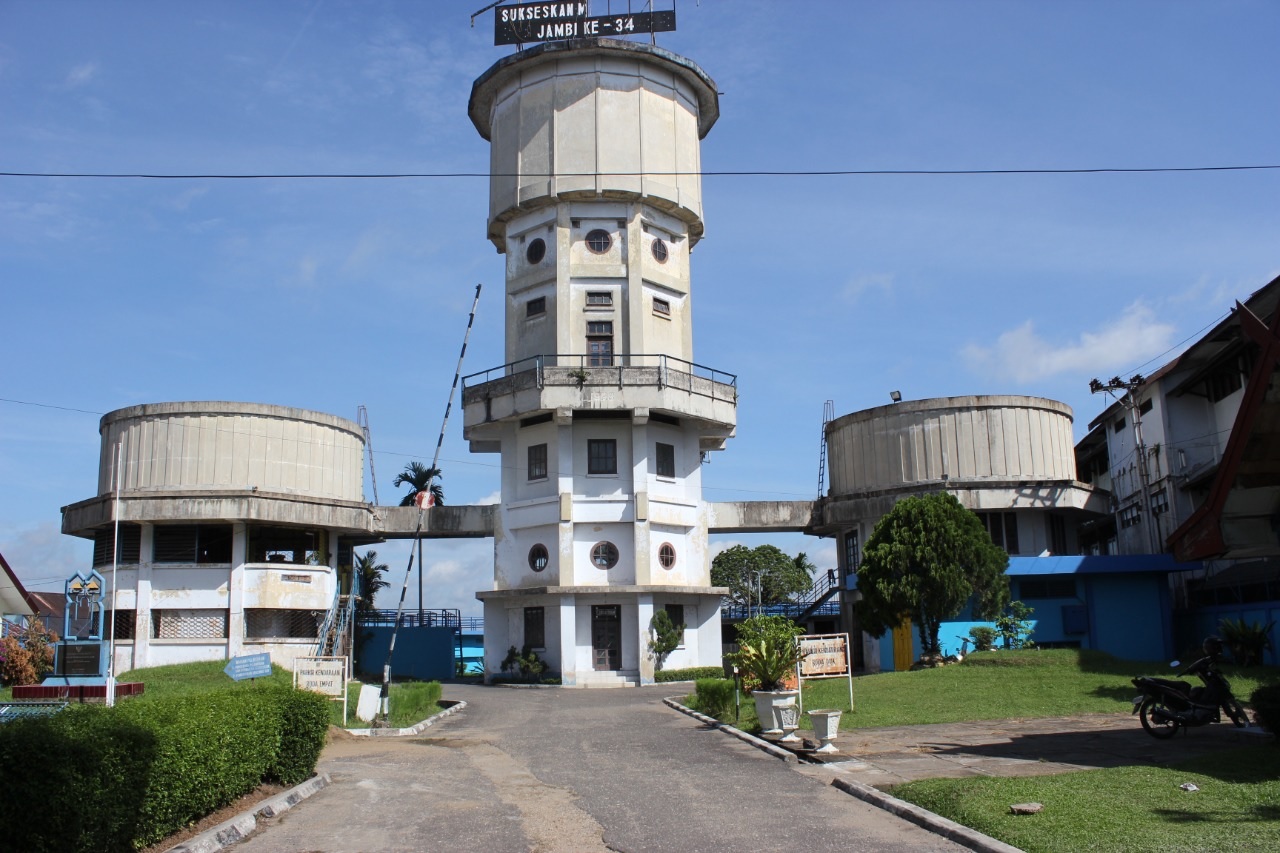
[463,354,737,405]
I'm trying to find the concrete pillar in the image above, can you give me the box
[636,594,655,683]
[558,595,577,686]
[227,522,246,657]
[133,523,154,669]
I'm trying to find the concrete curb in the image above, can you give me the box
[344,699,467,737]
[663,696,797,763]
[164,773,331,853]
[664,696,1024,853]
[830,778,1025,853]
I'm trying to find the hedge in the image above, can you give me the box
[0,685,330,852]
[1250,683,1280,735]
[654,666,725,683]
[693,678,736,720]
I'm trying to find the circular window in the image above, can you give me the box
[591,541,619,570]
[585,229,612,254]
[528,544,549,573]
[651,238,669,263]
[525,238,546,265]
[658,543,676,569]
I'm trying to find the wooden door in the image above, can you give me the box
[591,605,621,671]
[892,619,914,671]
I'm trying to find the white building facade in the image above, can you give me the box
[61,402,376,674]
[463,39,734,686]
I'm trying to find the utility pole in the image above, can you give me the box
[1089,375,1158,553]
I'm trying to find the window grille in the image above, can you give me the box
[664,603,685,643]
[651,238,669,263]
[524,606,545,648]
[527,296,546,317]
[528,544,549,572]
[585,229,612,254]
[105,609,136,640]
[586,291,613,306]
[93,524,141,566]
[653,297,671,316]
[656,443,675,478]
[152,609,228,640]
[525,238,546,265]
[528,443,548,480]
[245,609,321,639]
[153,524,233,564]
[658,543,676,569]
[844,530,861,574]
[588,439,617,474]
[591,541,619,570]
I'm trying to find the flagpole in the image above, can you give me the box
[106,440,122,707]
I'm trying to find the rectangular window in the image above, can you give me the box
[524,606,545,649]
[152,609,228,640]
[1119,504,1142,529]
[247,526,327,565]
[656,442,675,478]
[1049,515,1068,555]
[664,603,686,645]
[528,443,548,481]
[526,296,546,317]
[653,297,670,317]
[1113,418,1126,433]
[588,439,617,475]
[586,291,613,307]
[977,512,1019,553]
[1138,398,1153,415]
[153,524,233,564]
[93,524,141,566]
[843,530,861,576]
[1207,364,1243,403]
[1150,489,1170,515]
[104,609,136,640]
[245,609,320,639]
[587,321,613,366]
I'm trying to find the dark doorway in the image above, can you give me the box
[591,604,621,671]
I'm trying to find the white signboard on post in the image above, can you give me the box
[794,633,854,713]
[294,656,349,724]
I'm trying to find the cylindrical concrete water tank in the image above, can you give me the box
[825,396,1076,496]
[96,402,364,502]
[469,37,719,250]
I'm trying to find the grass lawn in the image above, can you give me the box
[892,745,1280,853]
[115,661,445,729]
[695,650,1276,732]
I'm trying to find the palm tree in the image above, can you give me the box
[394,461,445,507]
[354,550,389,614]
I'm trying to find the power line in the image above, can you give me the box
[2,164,1278,180]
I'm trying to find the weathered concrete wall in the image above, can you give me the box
[469,38,719,252]
[97,402,364,502]
[825,395,1077,496]
[707,501,818,533]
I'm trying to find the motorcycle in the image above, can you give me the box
[1131,635,1250,739]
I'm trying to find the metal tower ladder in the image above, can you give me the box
[817,399,834,497]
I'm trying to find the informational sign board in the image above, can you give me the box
[494,2,676,45]
[56,641,104,677]
[794,633,854,713]
[294,656,349,724]
[224,652,274,682]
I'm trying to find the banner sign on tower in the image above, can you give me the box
[494,2,676,46]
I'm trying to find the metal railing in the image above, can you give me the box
[463,354,738,405]
[721,570,843,622]
[356,608,463,629]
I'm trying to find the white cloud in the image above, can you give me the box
[2,521,91,596]
[65,63,98,87]
[473,490,501,506]
[961,301,1177,383]
[841,273,894,305]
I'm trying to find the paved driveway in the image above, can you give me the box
[231,683,966,852]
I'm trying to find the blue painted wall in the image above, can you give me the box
[355,625,456,681]
[1179,603,1280,666]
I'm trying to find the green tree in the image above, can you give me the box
[648,610,683,672]
[712,544,814,608]
[354,550,389,614]
[394,461,445,508]
[855,492,1010,660]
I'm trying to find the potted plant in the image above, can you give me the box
[728,615,806,735]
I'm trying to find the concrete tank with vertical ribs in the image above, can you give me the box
[96,401,365,502]
[469,37,718,251]
[825,395,1078,496]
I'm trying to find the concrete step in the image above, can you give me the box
[575,671,640,688]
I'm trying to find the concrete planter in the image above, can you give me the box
[808,708,843,753]
[753,689,799,735]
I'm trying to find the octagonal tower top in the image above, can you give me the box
[469,38,720,252]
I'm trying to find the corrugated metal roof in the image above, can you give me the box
[1006,554,1198,576]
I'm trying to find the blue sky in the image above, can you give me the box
[2,1,1277,614]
